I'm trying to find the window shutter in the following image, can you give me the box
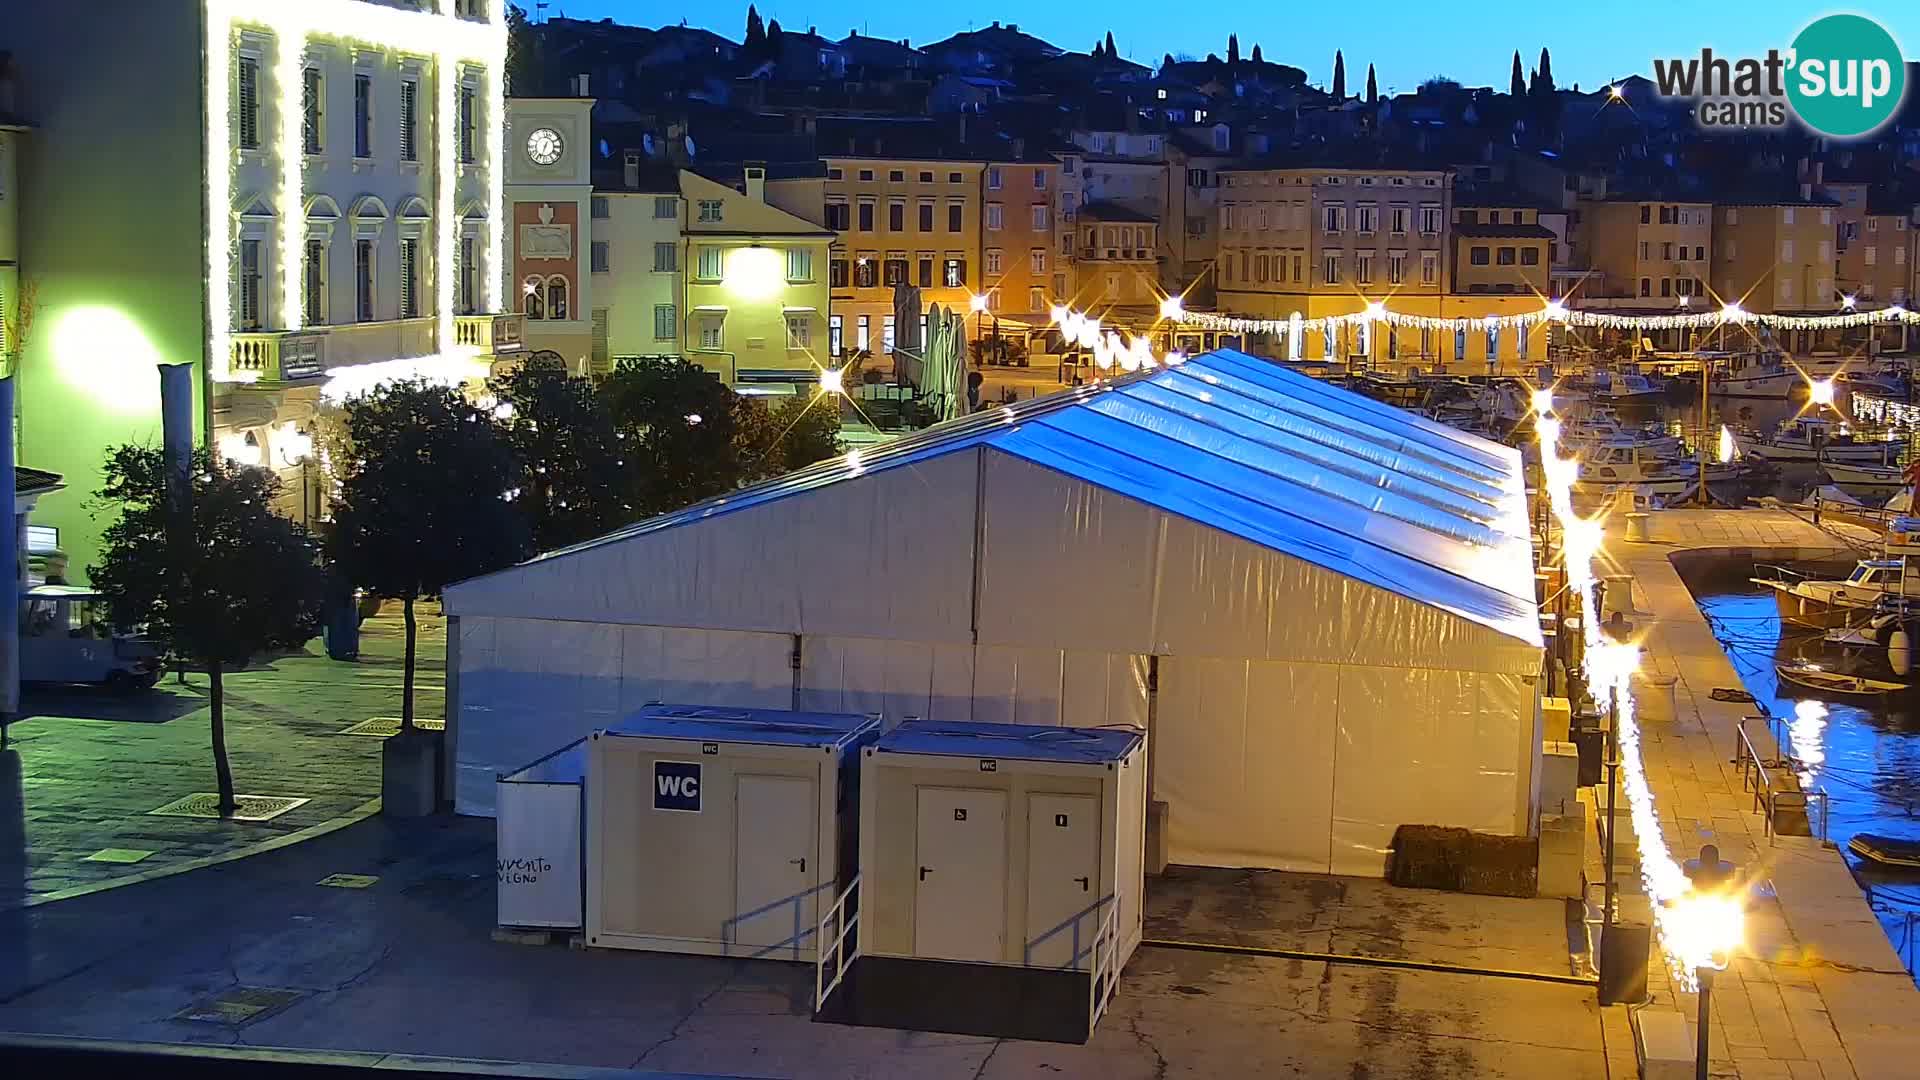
[591,309,610,373]
[400,240,418,318]
[400,81,417,161]
[238,58,259,149]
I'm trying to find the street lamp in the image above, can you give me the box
[1665,885,1744,1080]
[969,292,997,364]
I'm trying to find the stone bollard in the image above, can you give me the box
[1601,572,1636,618]
[1624,511,1651,542]
[1631,672,1678,724]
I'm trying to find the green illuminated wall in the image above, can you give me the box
[7,0,208,582]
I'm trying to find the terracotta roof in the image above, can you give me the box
[1453,222,1556,239]
[17,466,62,495]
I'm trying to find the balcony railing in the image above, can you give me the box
[228,312,524,385]
[456,312,525,355]
[229,331,327,383]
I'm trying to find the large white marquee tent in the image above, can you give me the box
[443,349,1544,876]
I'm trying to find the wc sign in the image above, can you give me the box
[654,761,702,812]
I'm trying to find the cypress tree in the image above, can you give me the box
[1332,50,1346,100]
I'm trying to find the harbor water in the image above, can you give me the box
[1682,556,1920,985]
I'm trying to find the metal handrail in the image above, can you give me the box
[1735,716,1830,845]
[814,874,861,1014]
[1023,894,1116,969]
[1751,563,1811,587]
[1088,903,1121,1034]
[719,879,839,961]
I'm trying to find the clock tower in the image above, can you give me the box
[504,93,596,370]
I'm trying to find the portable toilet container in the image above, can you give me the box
[819,720,1146,1044]
[496,737,589,931]
[586,703,880,962]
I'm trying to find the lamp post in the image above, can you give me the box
[1695,963,1717,1080]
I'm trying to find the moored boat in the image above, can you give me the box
[1849,832,1920,870]
[1752,559,1920,628]
[1774,660,1907,696]
[1733,417,1899,465]
[1823,460,1907,488]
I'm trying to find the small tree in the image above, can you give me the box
[1366,63,1378,105]
[489,358,635,551]
[330,380,528,732]
[91,447,325,813]
[736,396,843,484]
[1332,50,1346,100]
[1251,44,1263,65]
[602,357,745,515]
[1509,51,1526,98]
[1227,34,1239,65]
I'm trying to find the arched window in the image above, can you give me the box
[522,275,545,320]
[546,276,569,320]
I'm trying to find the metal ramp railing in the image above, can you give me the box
[1088,903,1122,1034]
[814,874,861,1013]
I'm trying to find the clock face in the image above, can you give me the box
[527,127,563,166]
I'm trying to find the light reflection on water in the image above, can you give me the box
[1694,586,1920,983]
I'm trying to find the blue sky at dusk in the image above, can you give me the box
[527,2,1920,95]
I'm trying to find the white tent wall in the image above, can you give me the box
[972,452,1538,676]
[443,449,981,643]
[453,618,793,815]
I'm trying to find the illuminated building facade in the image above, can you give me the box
[504,97,595,369]
[679,167,834,382]
[2,0,519,573]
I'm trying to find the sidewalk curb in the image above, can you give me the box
[13,797,384,910]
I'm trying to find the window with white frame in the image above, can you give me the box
[399,77,419,162]
[787,247,813,282]
[786,313,811,349]
[237,55,261,150]
[698,314,723,350]
[653,304,676,340]
[883,314,896,352]
[1387,251,1405,285]
[985,249,1003,274]
[590,196,609,219]
[1780,278,1793,302]
[829,314,843,356]
[1030,249,1046,274]
[355,239,376,321]
[353,73,372,158]
[1419,204,1441,234]
[1356,204,1377,234]
[1782,207,1795,224]
[1034,169,1048,190]
[697,245,724,280]
[1323,253,1341,283]
[985,203,1003,231]
[987,167,1002,190]
[304,238,327,325]
[654,242,676,272]
[302,67,322,154]
[654,196,677,219]
[1355,251,1373,284]
[399,238,421,318]
[590,241,609,274]
[238,239,263,329]
[1031,204,1049,231]
[698,199,723,223]
[1029,286,1045,311]
[1389,205,1407,234]
[1323,204,1345,233]
[1420,251,1438,284]
[459,81,477,164]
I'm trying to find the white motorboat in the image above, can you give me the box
[1824,460,1908,488]
[1752,558,1920,628]
[1572,439,1735,497]
[1733,417,1899,464]
[1585,370,1665,404]
[1713,353,1805,398]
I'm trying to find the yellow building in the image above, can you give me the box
[1712,194,1836,316]
[679,167,833,382]
[1826,180,1911,306]
[1450,196,1553,297]
[1576,198,1713,304]
[1072,201,1162,314]
[1215,163,1545,372]
[822,154,985,364]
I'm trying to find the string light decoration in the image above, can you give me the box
[203,0,508,383]
[1175,299,1915,338]
[1535,404,1745,990]
[1051,307,1185,372]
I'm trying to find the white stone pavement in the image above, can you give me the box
[1607,508,1920,1080]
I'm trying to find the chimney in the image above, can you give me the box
[1800,182,1813,200]
[0,52,16,117]
[1012,137,1025,159]
[744,161,767,202]
[573,73,591,96]
[991,20,1000,28]
[623,151,641,189]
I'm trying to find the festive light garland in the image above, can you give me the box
[204,1,507,383]
[1176,299,1915,338]
[1049,306,1186,371]
[1536,395,1742,990]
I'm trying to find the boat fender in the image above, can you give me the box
[1891,628,1912,677]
